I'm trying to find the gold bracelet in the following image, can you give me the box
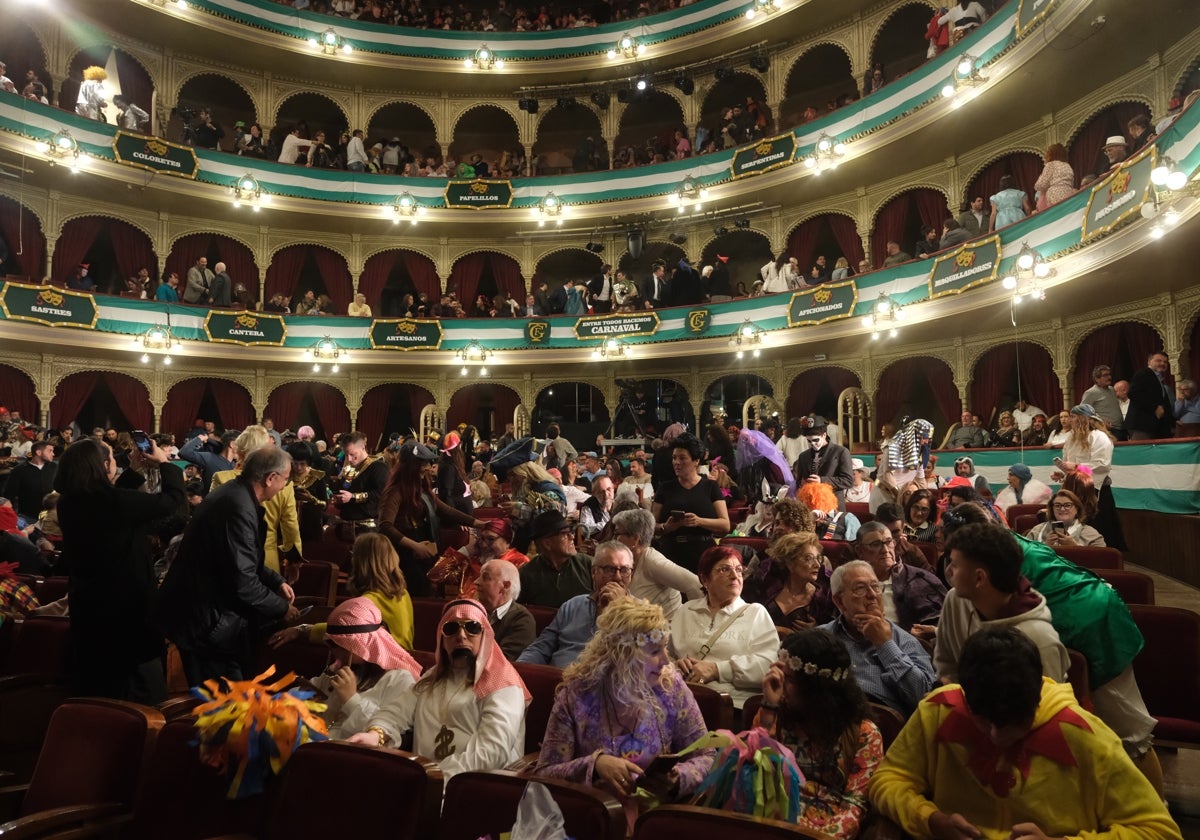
[366,726,389,747]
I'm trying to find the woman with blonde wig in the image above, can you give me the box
[535,596,713,829]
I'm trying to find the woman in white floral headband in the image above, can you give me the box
[754,629,883,838]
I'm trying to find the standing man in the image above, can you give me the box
[791,414,854,510]
[112,94,150,133]
[587,263,613,314]
[178,429,239,492]
[192,108,225,150]
[158,447,299,683]
[332,431,389,528]
[184,256,213,304]
[956,196,987,237]
[5,439,57,524]
[345,129,369,172]
[1081,364,1126,439]
[641,261,668,309]
[1010,397,1046,432]
[476,559,536,661]
[209,261,232,308]
[1126,351,1175,440]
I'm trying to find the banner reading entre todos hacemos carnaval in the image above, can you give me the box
[0,282,98,329]
[111,131,200,179]
[730,133,798,180]
[205,310,287,346]
[786,280,857,327]
[574,312,661,339]
[369,318,445,350]
[443,179,514,209]
[1081,146,1157,243]
[927,235,1002,299]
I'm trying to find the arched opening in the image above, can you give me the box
[0,364,40,424]
[64,46,154,128]
[702,374,773,429]
[875,357,959,431]
[50,371,152,432]
[174,74,256,151]
[0,23,52,103]
[614,90,686,165]
[1073,324,1164,401]
[51,216,156,294]
[265,244,353,313]
[630,378,694,435]
[963,151,1046,211]
[447,251,525,315]
[780,44,856,127]
[970,342,1063,427]
[449,106,521,174]
[366,102,439,165]
[698,72,771,143]
[617,241,687,282]
[161,378,255,442]
[533,250,603,296]
[533,383,610,445]
[786,367,862,421]
[533,101,606,174]
[265,382,350,443]
[1068,101,1153,182]
[870,188,949,267]
[1179,61,1200,100]
[786,213,865,279]
[165,233,259,308]
[359,250,441,317]
[273,92,349,156]
[868,4,937,89]
[447,384,521,440]
[357,383,436,452]
[0,197,46,280]
[701,231,773,296]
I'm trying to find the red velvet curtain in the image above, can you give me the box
[492,386,520,435]
[107,220,157,283]
[970,342,1062,419]
[928,362,961,428]
[356,385,394,449]
[448,385,519,436]
[0,199,46,280]
[874,361,912,425]
[1069,102,1152,181]
[265,383,307,432]
[827,214,865,268]
[264,245,311,305]
[449,252,488,311]
[875,358,960,429]
[405,251,442,300]
[785,367,861,418]
[221,240,259,305]
[488,253,525,302]
[48,371,101,428]
[104,373,152,431]
[870,196,910,268]
[209,379,255,432]
[165,235,258,302]
[358,250,402,312]
[310,383,351,442]
[448,387,480,429]
[114,51,153,126]
[966,153,1044,207]
[913,189,949,231]
[163,235,209,286]
[1073,323,1163,398]
[161,379,208,442]
[50,217,106,283]
[1191,319,1200,384]
[312,247,352,313]
[786,219,821,271]
[0,364,39,422]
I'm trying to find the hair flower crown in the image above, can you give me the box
[779,649,850,681]
[629,627,666,647]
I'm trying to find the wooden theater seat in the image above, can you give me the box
[441,770,625,840]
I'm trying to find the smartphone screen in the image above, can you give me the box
[132,430,152,453]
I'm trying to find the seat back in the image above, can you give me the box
[23,698,165,816]
[411,649,437,670]
[256,632,332,680]
[267,741,442,840]
[472,507,507,520]
[845,502,873,523]
[412,597,447,652]
[441,770,625,840]
[687,683,733,731]
[3,615,72,677]
[1005,504,1044,525]
[293,560,339,605]
[741,693,762,726]
[721,537,768,554]
[526,604,558,636]
[1128,605,1200,737]
[1065,648,1091,706]
[34,576,70,604]
[866,702,907,750]
[0,674,71,785]
[1054,545,1123,570]
[1012,513,1039,535]
[513,661,563,755]
[1095,569,1155,605]
[440,527,470,550]
[634,804,827,840]
[912,541,939,569]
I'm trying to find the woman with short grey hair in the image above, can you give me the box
[610,508,703,620]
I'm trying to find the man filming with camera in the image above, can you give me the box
[191,107,225,150]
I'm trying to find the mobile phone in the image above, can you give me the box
[297,604,315,616]
[1051,521,1067,533]
[642,753,684,778]
[131,430,152,454]
[1052,457,1065,468]
[669,510,685,520]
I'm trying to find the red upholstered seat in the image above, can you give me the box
[441,770,625,840]
[411,597,447,652]
[2,615,71,678]
[256,634,330,682]
[34,576,69,605]
[0,674,71,785]
[1095,569,1155,605]
[1012,513,1039,535]
[1005,504,1044,525]
[912,541,939,569]
[721,536,769,553]
[1128,604,1200,748]
[526,604,558,635]
[513,661,564,755]
[293,560,338,605]
[634,804,827,839]
[1054,545,1123,570]
[440,526,470,550]
[687,683,733,731]
[473,507,507,520]
[846,502,874,523]
[1066,648,1091,707]
[411,649,436,670]
[867,702,907,750]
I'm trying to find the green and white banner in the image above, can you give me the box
[205,310,287,345]
[444,179,514,210]
[524,319,552,345]
[787,281,857,326]
[0,282,97,329]
[369,318,444,349]
[574,312,661,339]
[928,236,1002,299]
[1081,146,1157,242]
[112,131,199,179]
[730,133,797,180]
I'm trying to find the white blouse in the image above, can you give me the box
[669,597,777,708]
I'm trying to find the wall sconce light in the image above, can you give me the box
[305,336,345,372]
[861,293,906,339]
[804,133,846,172]
[464,45,503,70]
[389,191,427,224]
[309,27,352,55]
[457,340,491,376]
[607,33,643,60]
[744,0,780,19]
[36,129,87,172]
[229,173,270,211]
[133,323,174,364]
[1001,243,1052,301]
[670,175,709,213]
[1144,157,1195,238]
[591,337,630,360]
[534,192,566,227]
[941,55,985,99]
[729,320,763,358]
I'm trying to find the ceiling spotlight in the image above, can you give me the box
[518,97,539,114]
[616,88,632,104]
[734,218,751,229]
[749,52,770,73]
[590,90,610,109]
[715,67,734,81]
[714,225,730,236]
[668,232,687,245]
[585,241,605,253]
[635,78,649,91]
[556,97,576,110]
[673,75,695,95]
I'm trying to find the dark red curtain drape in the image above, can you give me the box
[165,235,258,302]
[970,342,1062,420]
[927,362,961,429]
[356,385,394,450]
[871,197,910,268]
[1073,323,1162,399]
[913,190,949,231]
[221,240,259,305]
[786,219,821,271]
[265,383,307,432]
[107,220,157,283]
[449,385,520,437]
[965,153,1044,208]
[874,361,911,426]
[311,247,352,313]
[103,373,152,431]
[48,371,101,428]
[310,384,350,442]
[448,386,481,430]
[875,358,960,429]
[208,379,255,432]
[114,51,153,125]
[264,245,311,305]
[1069,102,1152,180]
[0,199,46,280]
[1191,319,1200,384]
[488,253,525,302]
[161,379,208,442]
[0,365,39,422]
[50,217,106,283]
[163,235,210,287]
[492,387,520,435]
[404,251,441,301]
[449,252,488,311]
[358,250,402,312]
[827,214,865,268]
[785,367,861,418]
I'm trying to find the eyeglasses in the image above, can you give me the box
[1051,503,1076,511]
[799,553,822,565]
[441,620,484,637]
[709,564,745,578]
[861,538,895,551]
[848,582,884,597]
[911,505,931,513]
[594,565,634,579]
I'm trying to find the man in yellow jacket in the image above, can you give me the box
[869,627,1181,840]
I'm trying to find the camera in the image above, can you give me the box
[171,106,196,121]
[131,430,152,454]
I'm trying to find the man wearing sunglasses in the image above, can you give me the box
[517,541,634,668]
[350,598,530,779]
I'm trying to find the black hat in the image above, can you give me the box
[529,509,572,542]
[398,439,438,462]
[802,414,828,433]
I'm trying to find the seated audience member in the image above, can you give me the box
[852,521,945,632]
[872,502,935,572]
[819,561,936,716]
[950,456,989,496]
[308,597,424,739]
[935,523,1069,684]
[518,541,633,668]
[939,217,971,249]
[994,462,1052,514]
[1174,378,1200,436]
[669,545,777,709]
[944,480,1005,524]
[1045,409,1073,448]
[0,502,45,574]
[534,597,714,832]
[945,411,987,449]
[610,508,702,620]
[844,458,873,504]
[1025,489,1105,548]
[790,415,855,510]
[349,598,529,779]
[869,628,1181,840]
[882,240,912,268]
[614,453,654,508]
[1022,413,1050,446]
[992,410,1021,446]
[797,482,860,541]
[753,629,884,838]
[347,292,372,317]
[476,558,536,661]
[577,474,615,537]
[764,531,836,638]
[517,510,593,608]
[433,518,530,599]
[903,489,938,542]
[742,498,817,603]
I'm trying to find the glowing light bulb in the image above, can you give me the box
[1002,275,1017,290]
[941,83,955,99]
[1167,170,1188,191]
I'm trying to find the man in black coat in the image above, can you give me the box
[158,446,299,683]
[5,440,57,523]
[1126,351,1175,440]
[586,264,613,314]
[791,414,855,510]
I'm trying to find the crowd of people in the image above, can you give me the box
[276,0,689,32]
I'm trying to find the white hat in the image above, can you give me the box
[851,458,867,472]
[1103,135,1128,147]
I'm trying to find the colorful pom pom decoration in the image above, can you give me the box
[689,727,805,822]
